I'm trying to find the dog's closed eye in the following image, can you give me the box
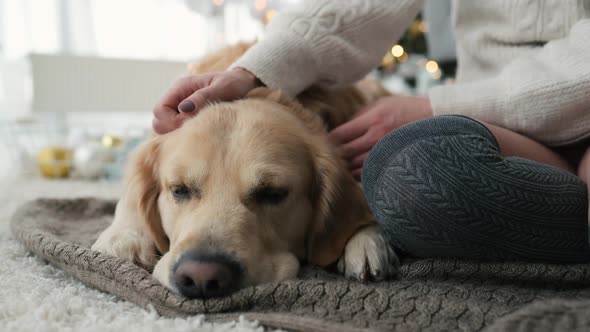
[171,184,201,202]
[250,186,289,205]
[172,185,190,201]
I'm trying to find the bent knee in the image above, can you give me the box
[361,116,589,262]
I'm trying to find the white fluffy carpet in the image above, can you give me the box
[0,179,273,332]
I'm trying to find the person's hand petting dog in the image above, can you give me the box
[329,95,433,180]
[152,67,258,134]
[153,67,433,181]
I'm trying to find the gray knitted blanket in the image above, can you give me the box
[10,198,590,332]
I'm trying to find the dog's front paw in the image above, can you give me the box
[337,225,399,281]
[91,228,158,268]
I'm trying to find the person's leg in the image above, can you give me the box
[482,122,575,173]
[578,148,590,183]
[578,148,590,228]
[362,115,590,263]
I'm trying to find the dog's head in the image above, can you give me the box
[121,88,372,298]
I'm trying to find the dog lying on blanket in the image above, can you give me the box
[92,43,399,299]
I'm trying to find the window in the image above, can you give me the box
[1,0,265,61]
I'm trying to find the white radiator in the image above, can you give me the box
[29,53,188,113]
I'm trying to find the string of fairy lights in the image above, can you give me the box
[253,0,279,23]
[384,43,441,80]
[381,18,443,81]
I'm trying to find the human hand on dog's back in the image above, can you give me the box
[152,67,259,134]
[329,95,433,180]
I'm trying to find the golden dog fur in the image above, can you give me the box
[92,43,398,296]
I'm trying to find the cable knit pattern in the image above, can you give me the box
[362,116,590,263]
[232,0,590,146]
[11,198,590,331]
[231,0,424,97]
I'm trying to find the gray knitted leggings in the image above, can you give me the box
[362,115,590,263]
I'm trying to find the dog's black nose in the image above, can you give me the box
[172,249,243,298]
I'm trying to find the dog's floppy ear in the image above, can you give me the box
[123,137,169,254]
[306,141,374,266]
[247,86,374,266]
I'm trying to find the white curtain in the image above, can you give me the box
[0,0,265,118]
[0,0,264,61]
[2,0,62,59]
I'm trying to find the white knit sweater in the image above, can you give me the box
[232,0,590,146]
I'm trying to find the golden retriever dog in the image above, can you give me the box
[92,43,399,299]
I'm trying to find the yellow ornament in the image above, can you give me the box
[101,135,122,149]
[37,147,73,178]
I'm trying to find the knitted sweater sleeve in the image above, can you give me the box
[429,19,590,146]
[230,0,424,97]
